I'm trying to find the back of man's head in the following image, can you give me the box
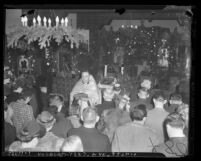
[165,113,186,138]
[60,135,83,152]
[103,88,114,101]
[49,94,64,106]
[153,91,166,100]
[166,113,185,129]
[81,107,99,125]
[130,104,147,121]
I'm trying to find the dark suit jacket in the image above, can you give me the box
[51,114,73,138]
[5,122,17,147]
[68,126,111,152]
[96,101,116,116]
[60,105,68,117]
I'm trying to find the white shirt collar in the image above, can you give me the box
[57,105,63,112]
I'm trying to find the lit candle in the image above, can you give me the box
[24,16,28,27]
[21,17,25,26]
[65,17,68,27]
[43,17,47,27]
[56,16,59,27]
[48,18,51,28]
[61,18,64,26]
[121,66,124,75]
[33,18,36,27]
[37,15,41,26]
[104,65,107,77]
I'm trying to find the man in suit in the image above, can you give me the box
[49,94,68,117]
[145,92,169,144]
[95,88,115,117]
[67,107,111,152]
[112,104,159,152]
[48,105,73,138]
[4,103,16,150]
[153,113,188,157]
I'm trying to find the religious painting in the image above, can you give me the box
[18,55,30,75]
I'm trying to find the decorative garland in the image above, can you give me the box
[6,24,88,49]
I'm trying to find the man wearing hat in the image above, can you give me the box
[9,120,46,151]
[35,111,65,151]
[95,88,116,117]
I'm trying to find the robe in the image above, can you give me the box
[70,75,101,111]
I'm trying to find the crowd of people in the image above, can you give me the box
[4,66,189,157]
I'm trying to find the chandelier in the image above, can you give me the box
[21,15,69,28]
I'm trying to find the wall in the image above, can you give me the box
[105,20,180,33]
[6,9,22,34]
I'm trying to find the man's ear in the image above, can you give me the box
[163,100,167,104]
[96,115,100,123]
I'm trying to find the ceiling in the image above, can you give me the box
[20,6,190,29]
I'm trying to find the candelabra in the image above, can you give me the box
[21,15,69,28]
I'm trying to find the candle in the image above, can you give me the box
[56,16,59,27]
[24,16,28,27]
[21,17,25,26]
[37,15,41,26]
[33,18,36,27]
[121,66,124,75]
[48,18,51,28]
[61,18,64,26]
[43,17,47,27]
[104,65,107,77]
[65,17,68,27]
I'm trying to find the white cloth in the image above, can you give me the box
[70,75,101,111]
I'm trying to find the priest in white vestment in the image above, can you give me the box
[69,71,101,113]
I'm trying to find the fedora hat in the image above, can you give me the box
[18,120,46,142]
[36,111,56,128]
